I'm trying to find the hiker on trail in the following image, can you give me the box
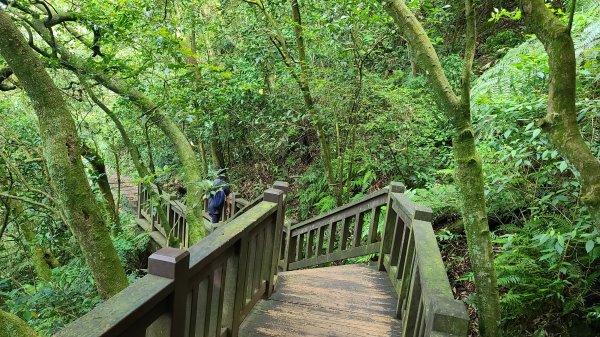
[207,172,231,223]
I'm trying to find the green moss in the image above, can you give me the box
[0,310,40,337]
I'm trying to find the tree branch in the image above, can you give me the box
[460,0,476,105]
[567,0,576,34]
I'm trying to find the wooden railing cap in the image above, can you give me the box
[264,188,284,203]
[389,181,405,193]
[148,247,190,279]
[273,181,290,193]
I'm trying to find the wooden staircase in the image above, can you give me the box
[56,182,468,337]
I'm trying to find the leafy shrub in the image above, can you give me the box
[0,258,101,336]
[495,214,600,336]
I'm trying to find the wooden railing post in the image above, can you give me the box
[263,187,285,297]
[378,182,405,271]
[137,183,142,219]
[148,247,190,337]
[231,234,249,337]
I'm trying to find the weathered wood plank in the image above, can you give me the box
[288,242,380,270]
[55,275,173,337]
[239,264,402,337]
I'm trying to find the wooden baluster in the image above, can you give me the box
[203,272,214,337]
[253,228,265,296]
[377,182,405,271]
[137,183,142,219]
[147,248,190,337]
[352,212,365,248]
[367,206,382,244]
[401,264,421,330]
[339,217,351,251]
[221,254,239,336]
[231,236,249,337]
[296,233,305,261]
[327,221,337,254]
[389,217,402,266]
[284,229,296,270]
[245,235,257,304]
[306,229,315,259]
[214,265,227,337]
[316,226,326,256]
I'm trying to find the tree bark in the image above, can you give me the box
[81,144,120,227]
[0,12,128,299]
[20,218,53,282]
[521,0,600,231]
[80,79,151,178]
[210,124,226,169]
[0,310,41,337]
[382,1,501,336]
[81,81,176,242]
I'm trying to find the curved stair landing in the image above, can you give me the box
[239,264,402,337]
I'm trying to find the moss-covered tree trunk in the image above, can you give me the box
[0,12,128,299]
[20,218,52,282]
[0,310,40,337]
[521,0,600,231]
[81,144,120,227]
[381,1,501,336]
[243,0,342,205]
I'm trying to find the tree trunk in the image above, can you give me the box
[198,139,208,176]
[521,0,600,231]
[210,124,226,169]
[0,310,41,337]
[289,0,342,206]
[81,144,120,227]
[20,219,52,282]
[81,82,176,242]
[81,79,151,178]
[382,1,501,336]
[0,12,128,299]
[144,123,157,175]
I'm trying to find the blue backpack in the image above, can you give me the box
[208,188,225,213]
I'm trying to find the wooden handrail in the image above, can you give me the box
[56,186,287,337]
[378,182,469,336]
[137,182,253,248]
[283,187,389,270]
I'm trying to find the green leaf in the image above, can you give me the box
[558,161,568,172]
[586,240,595,253]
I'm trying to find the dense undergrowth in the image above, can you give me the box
[0,213,150,336]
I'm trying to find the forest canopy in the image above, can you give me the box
[0,0,598,336]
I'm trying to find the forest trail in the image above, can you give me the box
[108,175,138,211]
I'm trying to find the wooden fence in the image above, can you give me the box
[378,183,469,336]
[56,186,287,337]
[282,187,389,271]
[137,183,254,248]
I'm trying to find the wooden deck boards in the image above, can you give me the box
[239,264,402,337]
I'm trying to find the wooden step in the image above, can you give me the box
[135,218,153,232]
[239,264,402,337]
[148,231,167,248]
